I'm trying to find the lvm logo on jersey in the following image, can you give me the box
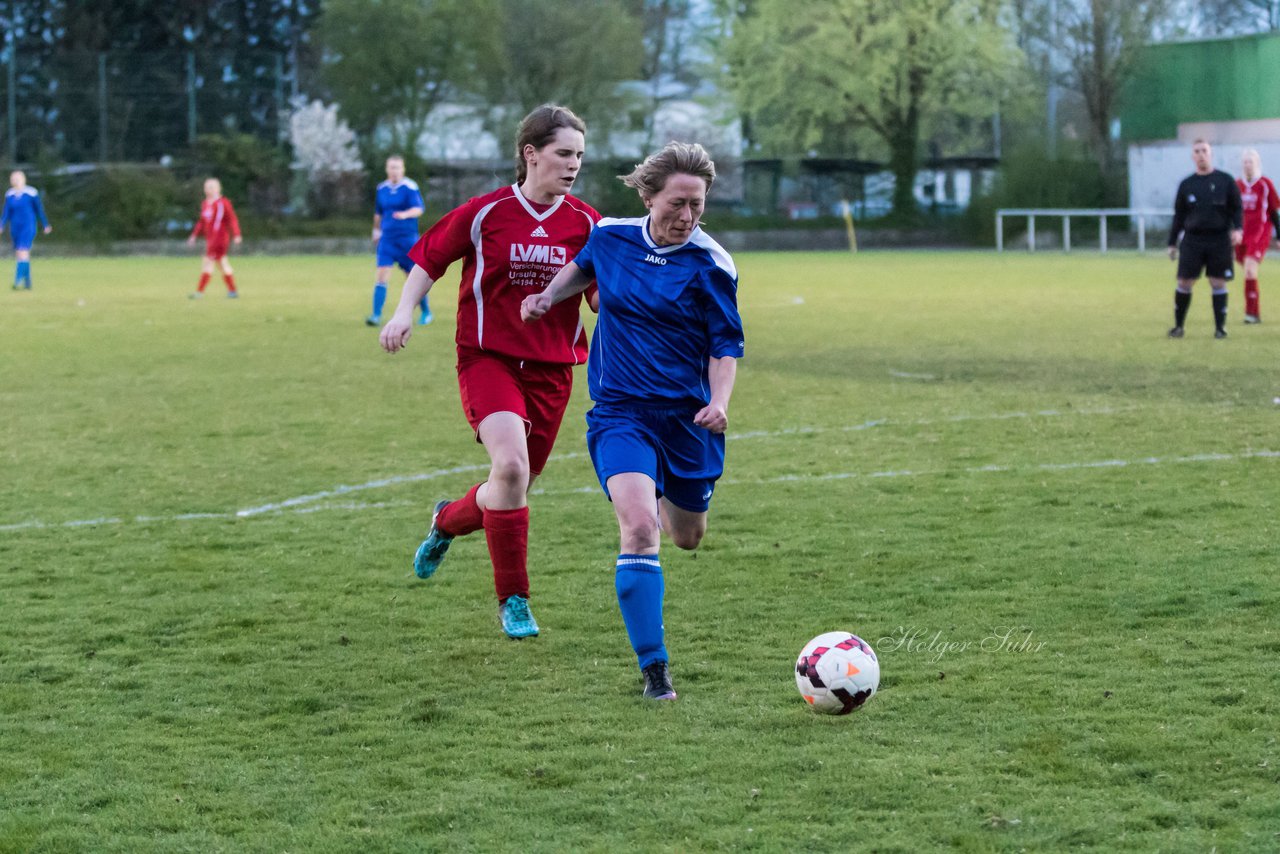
[510,244,567,265]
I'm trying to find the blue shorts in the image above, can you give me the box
[9,227,35,251]
[585,402,725,513]
[376,233,417,272]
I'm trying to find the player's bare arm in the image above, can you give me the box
[380,265,436,353]
[392,207,424,220]
[521,261,590,322]
[694,356,737,434]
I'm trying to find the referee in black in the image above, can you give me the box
[1167,139,1243,339]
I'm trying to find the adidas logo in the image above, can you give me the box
[530,226,548,238]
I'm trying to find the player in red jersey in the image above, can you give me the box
[187,178,242,298]
[1235,149,1280,323]
[379,104,599,638]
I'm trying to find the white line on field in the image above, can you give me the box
[0,500,414,533]
[0,405,1223,534]
[233,462,499,517]
[724,405,1125,441]
[526,448,1279,497]
[888,370,937,380]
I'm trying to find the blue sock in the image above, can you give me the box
[16,261,30,286]
[372,283,387,317]
[615,554,667,669]
[418,294,431,316]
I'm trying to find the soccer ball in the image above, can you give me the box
[795,631,880,714]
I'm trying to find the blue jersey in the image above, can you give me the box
[375,179,424,241]
[2,187,50,235]
[573,216,744,407]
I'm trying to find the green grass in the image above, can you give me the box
[2,252,1278,851]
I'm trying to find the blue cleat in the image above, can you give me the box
[418,310,433,326]
[365,314,381,327]
[412,499,454,579]
[226,291,239,299]
[499,594,539,638]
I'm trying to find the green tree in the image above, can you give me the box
[1056,0,1169,173]
[316,0,486,152]
[720,0,1022,218]
[1193,0,1280,32]
[473,0,645,151]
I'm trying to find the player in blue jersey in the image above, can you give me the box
[368,155,431,327]
[522,142,743,701]
[1,171,52,290]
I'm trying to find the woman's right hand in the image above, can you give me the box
[521,292,552,323]
[380,312,414,353]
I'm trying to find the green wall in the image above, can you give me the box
[1122,32,1280,141]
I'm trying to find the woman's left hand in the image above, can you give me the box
[694,404,727,434]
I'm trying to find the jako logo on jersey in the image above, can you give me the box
[644,254,667,265]
[510,244,567,264]
[530,225,549,238]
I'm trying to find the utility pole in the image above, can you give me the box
[6,42,16,163]
[1047,0,1059,159]
[98,53,108,162]
[187,51,197,144]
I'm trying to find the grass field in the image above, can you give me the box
[2,252,1278,851]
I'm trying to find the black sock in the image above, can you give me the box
[1174,290,1191,328]
[1212,291,1228,331]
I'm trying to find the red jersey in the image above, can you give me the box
[190,197,241,242]
[1236,176,1278,247]
[410,184,599,365]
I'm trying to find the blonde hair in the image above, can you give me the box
[620,142,716,199]
[1242,148,1262,170]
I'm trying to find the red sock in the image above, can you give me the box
[1245,278,1259,316]
[484,506,529,601]
[436,482,484,537]
[197,272,211,292]
[223,273,237,293]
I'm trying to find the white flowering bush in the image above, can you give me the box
[288,99,365,216]
[290,99,364,178]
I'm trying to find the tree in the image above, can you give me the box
[720,0,1022,218]
[1193,0,1280,33]
[473,0,646,149]
[1055,0,1169,173]
[316,0,486,153]
[635,0,722,150]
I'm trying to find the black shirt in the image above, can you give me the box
[1169,169,1243,245]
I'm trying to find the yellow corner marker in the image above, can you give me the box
[841,199,858,253]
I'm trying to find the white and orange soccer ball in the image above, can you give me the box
[795,631,880,714]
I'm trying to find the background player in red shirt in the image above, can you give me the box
[1236,149,1280,324]
[187,177,242,298]
[379,104,599,639]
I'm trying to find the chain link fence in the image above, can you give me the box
[3,48,296,164]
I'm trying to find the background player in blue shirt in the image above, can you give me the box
[1,170,52,290]
[368,155,431,326]
[522,141,743,701]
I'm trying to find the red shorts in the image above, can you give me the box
[455,347,574,477]
[1235,240,1269,264]
[204,236,230,261]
